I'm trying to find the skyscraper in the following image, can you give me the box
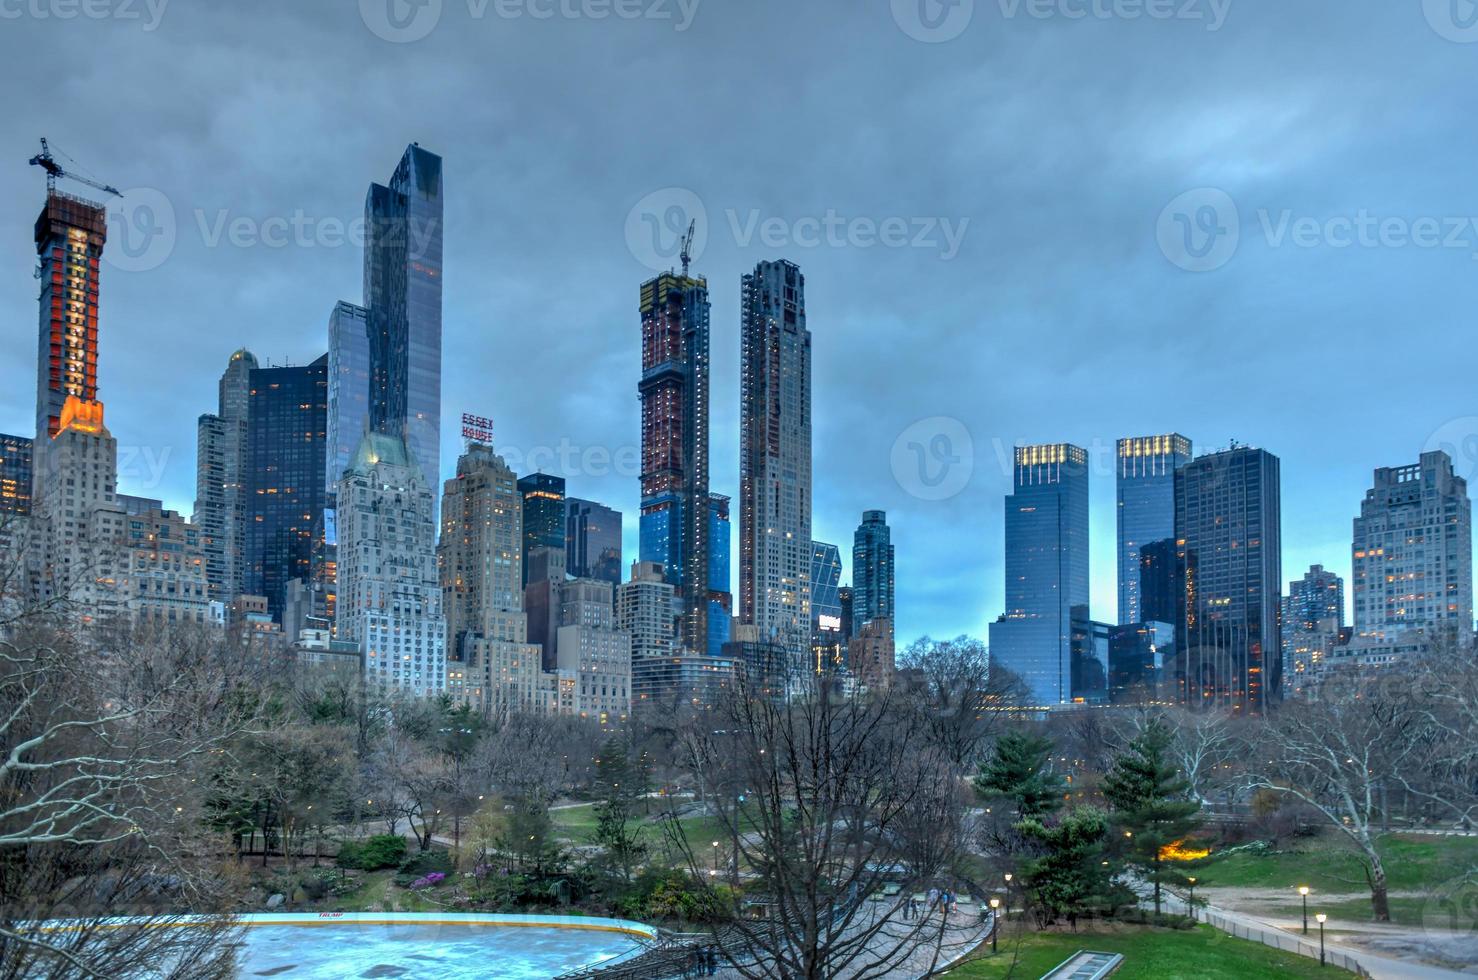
[1116,434,1191,626]
[1282,564,1345,698]
[852,510,895,637]
[519,473,566,587]
[194,348,256,605]
[554,578,631,724]
[810,540,844,675]
[337,431,445,700]
[0,434,33,518]
[739,259,812,675]
[1352,451,1473,643]
[639,267,713,656]
[988,444,1090,707]
[565,497,622,587]
[33,191,106,502]
[441,443,550,717]
[365,144,442,507]
[706,493,732,657]
[1175,445,1282,712]
[325,301,371,501]
[244,355,328,623]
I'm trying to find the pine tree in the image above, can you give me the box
[1018,806,1115,929]
[593,736,647,883]
[1102,720,1203,916]
[974,731,1063,820]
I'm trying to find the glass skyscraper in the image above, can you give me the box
[1175,445,1282,712]
[365,144,442,510]
[244,355,328,623]
[0,434,33,517]
[706,494,732,657]
[325,300,371,500]
[1116,434,1191,626]
[519,473,566,587]
[566,497,623,587]
[851,510,895,637]
[988,444,1090,707]
[639,268,714,656]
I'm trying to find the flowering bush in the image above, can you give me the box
[408,872,447,891]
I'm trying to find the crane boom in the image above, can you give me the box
[679,219,695,276]
[28,138,122,198]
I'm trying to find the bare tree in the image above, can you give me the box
[664,679,982,979]
[897,635,1027,772]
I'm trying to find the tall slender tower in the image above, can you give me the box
[852,510,895,638]
[194,348,257,604]
[1116,434,1191,626]
[365,144,443,508]
[988,444,1090,707]
[1175,445,1282,712]
[738,259,812,675]
[638,267,713,655]
[33,192,107,501]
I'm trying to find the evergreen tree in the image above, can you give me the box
[1102,720,1203,915]
[1018,806,1116,929]
[593,736,647,883]
[974,731,1063,820]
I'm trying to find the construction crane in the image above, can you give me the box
[679,219,696,277]
[29,138,122,198]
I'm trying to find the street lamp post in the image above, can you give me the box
[1003,873,1013,919]
[1316,913,1327,966]
[989,898,1001,955]
[1187,877,1196,921]
[1298,886,1310,934]
[712,841,721,876]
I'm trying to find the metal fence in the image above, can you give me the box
[1197,908,1371,977]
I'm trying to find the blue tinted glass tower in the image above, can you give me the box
[852,510,894,637]
[1116,434,1191,626]
[566,497,623,587]
[707,493,732,657]
[365,144,442,513]
[519,473,566,587]
[988,444,1090,707]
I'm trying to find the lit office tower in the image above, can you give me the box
[325,301,371,500]
[638,267,713,656]
[1352,450,1473,640]
[1282,564,1344,696]
[365,144,442,508]
[739,259,812,674]
[0,434,33,517]
[1116,434,1192,626]
[33,191,106,500]
[988,444,1090,707]
[566,497,622,587]
[706,494,732,656]
[441,444,549,716]
[1175,445,1282,712]
[811,541,844,672]
[244,355,327,623]
[519,473,566,587]
[337,432,445,700]
[194,348,257,604]
[619,560,678,663]
[852,511,895,637]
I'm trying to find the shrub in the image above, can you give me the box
[336,835,407,871]
[408,872,447,891]
[399,849,454,877]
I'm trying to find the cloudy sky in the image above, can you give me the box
[3,0,1477,645]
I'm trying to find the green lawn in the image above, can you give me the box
[1197,834,1477,896]
[946,924,1354,979]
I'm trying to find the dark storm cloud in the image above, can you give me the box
[3,0,1476,643]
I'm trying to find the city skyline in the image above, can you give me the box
[3,3,1477,646]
